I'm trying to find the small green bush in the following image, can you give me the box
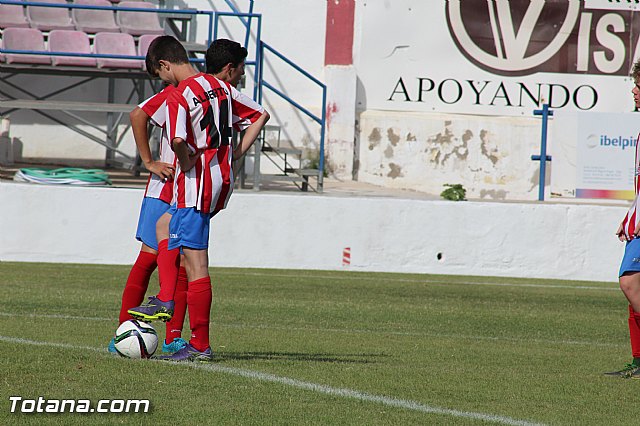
[440,183,467,201]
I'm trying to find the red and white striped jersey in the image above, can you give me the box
[138,85,176,204]
[621,133,640,239]
[166,72,264,214]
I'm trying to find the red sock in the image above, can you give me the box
[165,266,188,343]
[156,239,180,302]
[187,276,212,352]
[631,307,640,358]
[119,251,157,324]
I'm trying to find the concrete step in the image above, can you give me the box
[283,167,320,177]
[262,145,302,156]
[255,173,313,192]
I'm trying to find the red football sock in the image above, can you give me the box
[165,266,188,343]
[119,251,157,324]
[631,307,640,358]
[156,239,180,303]
[187,276,212,352]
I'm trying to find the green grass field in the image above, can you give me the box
[0,261,635,425]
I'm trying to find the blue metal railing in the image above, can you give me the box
[221,0,254,48]
[212,11,262,100]
[212,7,326,191]
[258,42,327,191]
[532,104,553,201]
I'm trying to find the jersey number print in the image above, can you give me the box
[200,99,232,149]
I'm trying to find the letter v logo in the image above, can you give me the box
[446,0,581,72]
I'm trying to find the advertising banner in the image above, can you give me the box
[550,110,638,200]
[576,112,637,199]
[356,0,640,116]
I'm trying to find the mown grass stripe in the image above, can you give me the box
[0,335,546,426]
[0,311,623,348]
[214,271,617,291]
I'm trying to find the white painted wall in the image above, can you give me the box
[0,181,628,283]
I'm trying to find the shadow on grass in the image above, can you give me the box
[216,351,388,364]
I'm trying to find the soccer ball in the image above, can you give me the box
[114,319,158,359]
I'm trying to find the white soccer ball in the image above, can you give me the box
[114,320,158,359]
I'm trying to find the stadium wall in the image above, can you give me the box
[0,182,626,283]
[7,1,639,204]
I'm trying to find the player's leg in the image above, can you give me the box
[157,208,213,362]
[606,239,640,376]
[163,255,188,353]
[110,244,158,353]
[120,198,171,322]
[158,248,212,361]
[155,211,180,305]
[111,198,167,352]
[186,247,213,352]
[118,243,158,323]
[128,209,177,322]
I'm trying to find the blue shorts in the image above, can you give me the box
[167,205,212,251]
[619,238,640,277]
[135,197,171,250]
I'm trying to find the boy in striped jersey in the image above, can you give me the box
[109,82,189,355]
[606,59,640,378]
[129,36,270,361]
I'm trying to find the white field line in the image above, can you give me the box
[0,335,546,426]
[0,311,624,348]
[0,312,109,321]
[214,271,618,291]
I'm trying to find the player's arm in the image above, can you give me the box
[618,196,639,241]
[617,221,628,242]
[130,107,174,180]
[233,110,270,159]
[172,138,201,172]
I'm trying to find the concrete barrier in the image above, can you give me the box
[0,181,627,282]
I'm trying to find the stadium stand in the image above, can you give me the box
[26,0,75,31]
[48,29,96,67]
[72,0,120,34]
[94,31,142,68]
[2,27,51,64]
[0,3,30,29]
[116,1,165,36]
[138,33,159,70]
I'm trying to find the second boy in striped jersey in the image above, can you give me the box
[607,59,640,378]
[129,36,270,361]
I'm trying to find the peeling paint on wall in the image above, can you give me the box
[357,110,541,200]
[326,102,338,128]
[387,128,400,146]
[368,127,381,150]
[479,189,508,200]
[426,122,468,167]
[384,145,394,158]
[387,163,403,178]
[479,129,499,165]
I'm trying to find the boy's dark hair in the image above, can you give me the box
[145,36,189,78]
[205,39,248,74]
[633,60,640,80]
